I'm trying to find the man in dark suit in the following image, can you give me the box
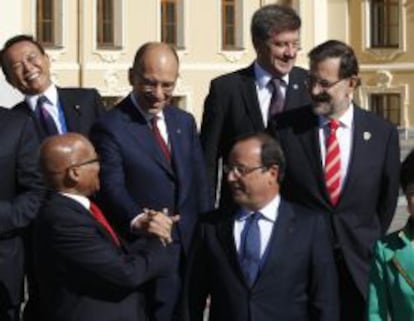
[91,42,212,321]
[268,40,400,321]
[185,133,338,321]
[0,34,104,139]
[0,108,44,321]
[35,133,178,321]
[200,4,312,206]
[0,34,105,320]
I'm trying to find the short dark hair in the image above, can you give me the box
[131,42,179,74]
[308,40,359,81]
[232,132,286,183]
[251,4,301,48]
[401,150,414,193]
[0,34,45,79]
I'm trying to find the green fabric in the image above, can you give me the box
[367,219,414,321]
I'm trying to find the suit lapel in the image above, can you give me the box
[297,112,330,203]
[121,99,174,176]
[284,67,308,111]
[337,106,370,207]
[216,208,247,285]
[254,200,295,288]
[240,65,265,131]
[165,108,187,204]
[58,88,81,133]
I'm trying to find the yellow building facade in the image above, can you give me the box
[0,0,412,129]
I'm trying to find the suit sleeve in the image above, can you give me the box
[0,116,44,234]
[183,220,210,321]
[377,126,400,233]
[90,123,142,226]
[309,214,339,321]
[200,80,225,202]
[47,210,172,289]
[190,116,213,214]
[366,241,389,321]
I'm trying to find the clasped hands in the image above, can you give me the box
[131,208,180,246]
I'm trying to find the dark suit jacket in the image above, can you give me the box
[268,104,401,298]
[200,64,311,204]
[13,87,104,139]
[90,96,212,251]
[0,108,44,309]
[185,200,339,321]
[34,193,173,321]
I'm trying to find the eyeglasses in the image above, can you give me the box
[67,157,99,170]
[223,164,267,176]
[306,75,347,89]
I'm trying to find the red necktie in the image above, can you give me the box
[89,201,120,246]
[151,116,171,162]
[324,120,341,206]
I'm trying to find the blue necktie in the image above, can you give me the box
[239,212,261,287]
[35,96,59,136]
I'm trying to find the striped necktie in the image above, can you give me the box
[324,120,341,206]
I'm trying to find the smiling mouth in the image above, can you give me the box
[25,72,40,82]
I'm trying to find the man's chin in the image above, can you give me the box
[312,103,331,117]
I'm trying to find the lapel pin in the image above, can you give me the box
[293,84,299,90]
[176,129,181,134]
[363,131,371,141]
[74,105,81,115]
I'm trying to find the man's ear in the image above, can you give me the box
[67,167,80,185]
[349,76,360,89]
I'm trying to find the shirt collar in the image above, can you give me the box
[60,192,90,210]
[129,92,165,122]
[254,61,289,89]
[318,102,354,129]
[236,193,281,222]
[26,83,58,111]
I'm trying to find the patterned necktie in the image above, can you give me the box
[35,95,59,136]
[239,212,261,287]
[90,201,121,246]
[151,116,171,162]
[325,120,341,206]
[268,78,285,119]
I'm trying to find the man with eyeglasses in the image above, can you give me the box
[268,40,400,321]
[90,42,212,321]
[200,4,312,208]
[34,133,177,321]
[184,132,338,321]
[0,34,106,321]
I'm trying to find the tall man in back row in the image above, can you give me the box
[91,42,212,321]
[268,40,401,321]
[200,4,311,206]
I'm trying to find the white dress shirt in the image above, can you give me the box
[318,103,354,189]
[61,192,90,210]
[254,62,288,126]
[234,194,281,258]
[26,84,63,133]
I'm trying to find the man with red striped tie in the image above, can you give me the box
[34,133,178,321]
[268,40,400,321]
